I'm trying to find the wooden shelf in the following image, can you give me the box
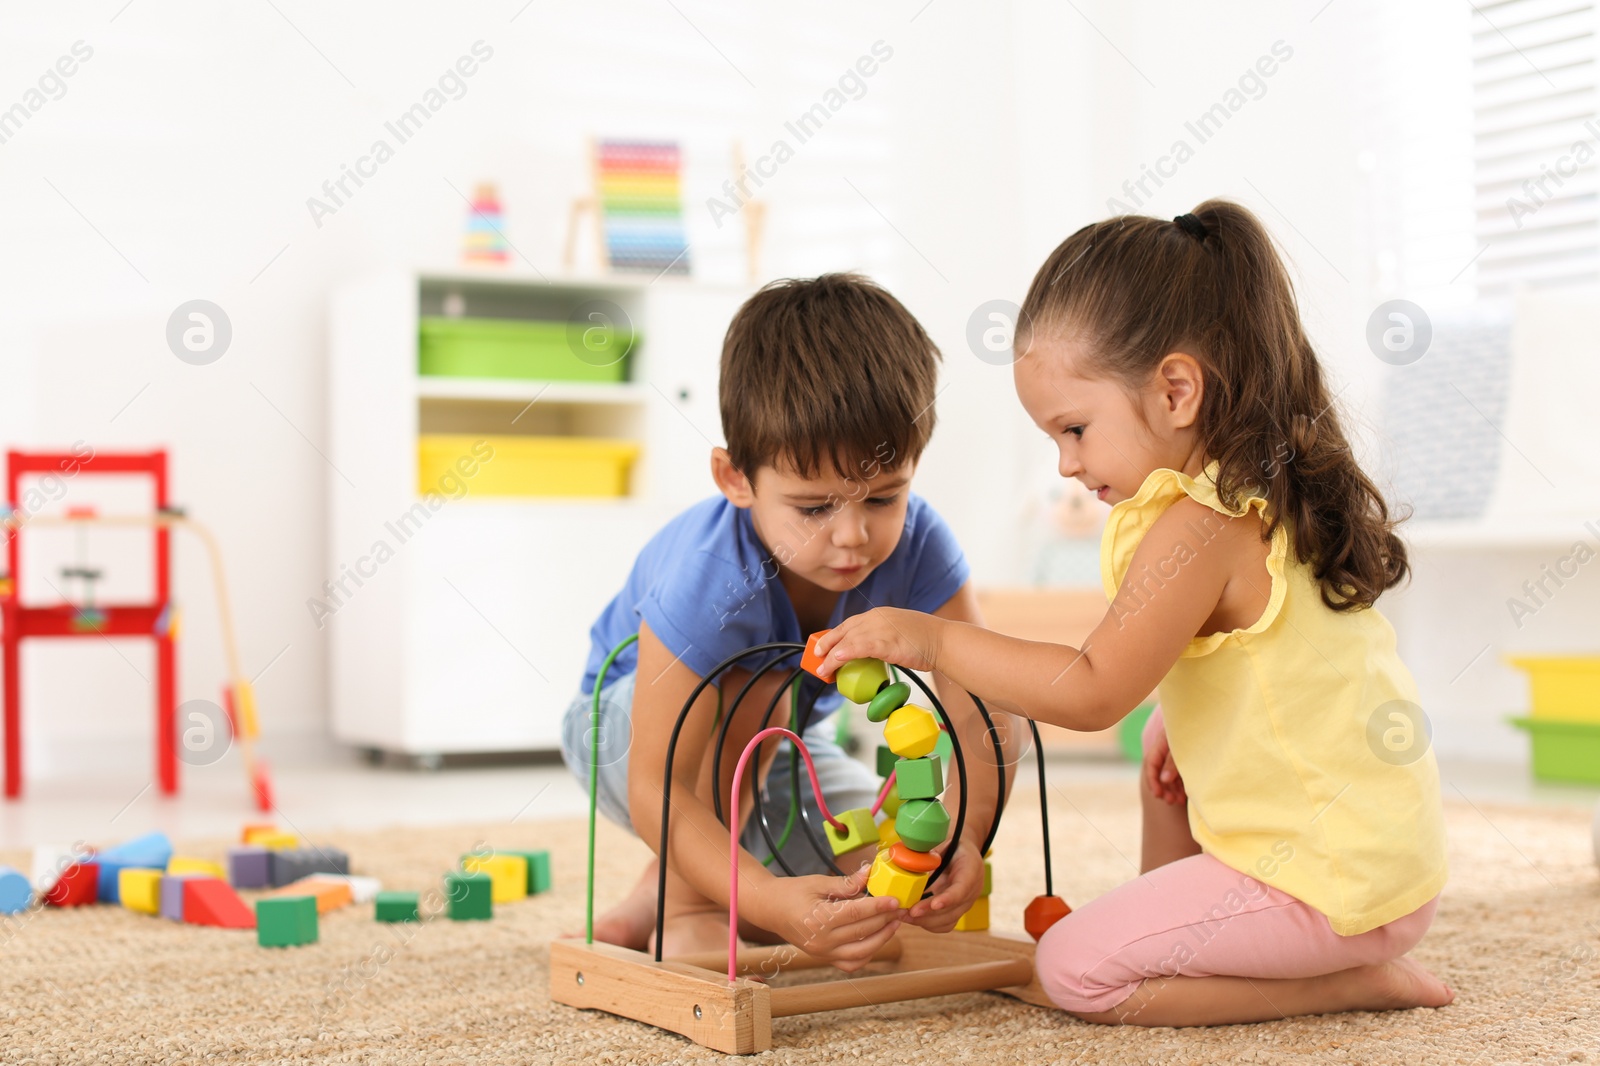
[1399,516,1598,550]
[416,376,650,405]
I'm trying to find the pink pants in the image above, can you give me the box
[1036,852,1439,1014]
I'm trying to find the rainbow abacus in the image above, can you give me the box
[594,139,691,275]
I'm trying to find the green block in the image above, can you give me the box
[823,807,878,856]
[505,849,552,894]
[256,896,318,947]
[835,658,891,704]
[895,755,943,800]
[375,890,420,922]
[446,871,493,920]
[866,681,911,724]
[894,798,951,852]
[876,744,896,779]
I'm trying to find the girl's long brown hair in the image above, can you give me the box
[1019,199,1408,611]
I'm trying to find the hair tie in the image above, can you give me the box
[1174,213,1209,241]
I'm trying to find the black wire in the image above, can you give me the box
[711,652,800,824]
[747,665,807,877]
[783,679,848,876]
[1030,718,1053,897]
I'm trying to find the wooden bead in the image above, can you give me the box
[879,781,903,819]
[894,755,943,800]
[875,820,901,851]
[888,842,941,873]
[893,799,950,852]
[1024,894,1072,942]
[884,705,939,759]
[835,658,891,704]
[866,851,929,909]
[800,630,830,679]
[823,807,878,856]
[866,681,911,723]
[953,896,990,931]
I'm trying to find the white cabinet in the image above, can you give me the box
[327,269,747,758]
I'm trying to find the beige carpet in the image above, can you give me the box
[2,782,1596,1065]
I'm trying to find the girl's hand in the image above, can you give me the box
[904,838,984,933]
[814,608,943,678]
[761,863,904,973]
[1141,704,1186,805]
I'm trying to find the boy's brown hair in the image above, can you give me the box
[719,273,941,481]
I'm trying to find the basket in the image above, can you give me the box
[418,435,640,499]
[418,317,636,383]
[1509,716,1600,784]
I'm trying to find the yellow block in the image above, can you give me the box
[866,852,928,910]
[953,896,990,931]
[464,854,529,904]
[167,856,226,879]
[119,868,163,915]
[253,832,299,851]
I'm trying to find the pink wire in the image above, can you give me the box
[871,770,896,817]
[727,726,846,982]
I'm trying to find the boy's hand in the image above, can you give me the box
[814,608,942,677]
[904,837,985,933]
[1141,705,1186,805]
[759,863,904,973]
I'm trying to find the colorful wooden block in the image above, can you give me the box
[31,844,80,896]
[888,842,942,873]
[375,890,420,922]
[880,781,903,819]
[800,630,830,679]
[119,868,163,914]
[44,862,98,907]
[268,846,349,888]
[253,831,300,852]
[227,846,271,889]
[875,744,896,779]
[1024,894,1072,942]
[822,807,878,856]
[95,832,173,903]
[894,799,951,852]
[257,895,318,947]
[866,681,911,723]
[185,878,255,929]
[320,874,382,903]
[168,856,226,879]
[894,755,943,800]
[866,851,929,909]
[507,849,552,894]
[953,895,990,931]
[884,705,939,759]
[159,874,194,920]
[240,823,277,844]
[0,865,32,914]
[462,854,529,903]
[835,658,891,704]
[268,876,353,914]
[446,871,492,920]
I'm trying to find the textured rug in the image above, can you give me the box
[2,781,1596,1065]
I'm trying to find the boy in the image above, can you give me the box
[560,273,1016,970]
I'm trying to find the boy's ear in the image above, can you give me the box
[1157,351,1204,430]
[711,448,757,507]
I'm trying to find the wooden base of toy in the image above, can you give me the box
[548,925,1052,1054]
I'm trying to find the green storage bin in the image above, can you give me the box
[1117,702,1156,763]
[418,316,636,383]
[1510,716,1600,785]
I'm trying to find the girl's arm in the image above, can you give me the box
[816,498,1251,732]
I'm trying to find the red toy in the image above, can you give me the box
[44,861,100,906]
[183,878,255,929]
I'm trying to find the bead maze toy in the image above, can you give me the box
[1,449,273,809]
[550,633,1072,1054]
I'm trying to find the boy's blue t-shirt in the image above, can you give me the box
[580,493,969,712]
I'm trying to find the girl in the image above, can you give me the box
[815,200,1451,1026]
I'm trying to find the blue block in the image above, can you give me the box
[95,832,173,903]
[0,865,32,914]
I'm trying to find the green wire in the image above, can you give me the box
[587,633,638,945]
[760,678,802,866]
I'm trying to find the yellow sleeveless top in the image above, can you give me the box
[1101,462,1448,935]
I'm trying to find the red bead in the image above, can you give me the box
[801,630,831,679]
[1024,894,1071,941]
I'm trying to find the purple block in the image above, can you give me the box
[159,874,192,921]
[228,846,270,889]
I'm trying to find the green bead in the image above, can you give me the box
[876,744,896,779]
[894,798,950,852]
[895,755,944,800]
[256,895,318,947]
[934,727,953,762]
[866,681,911,724]
[880,782,902,819]
[446,871,493,920]
[375,890,420,923]
[835,658,891,704]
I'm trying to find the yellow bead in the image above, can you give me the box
[835,658,891,704]
[876,820,901,851]
[823,807,879,856]
[866,851,929,909]
[883,705,939,759]
[880,782,903,819]
[953,895,990,931]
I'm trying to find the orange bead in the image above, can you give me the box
[801,630,831,680]
[1024,894,1072,942]
[889,843,941,873]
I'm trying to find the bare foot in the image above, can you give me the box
[559,859,659,950]
[1365,956,1455,1011]
[653,908,734,960]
